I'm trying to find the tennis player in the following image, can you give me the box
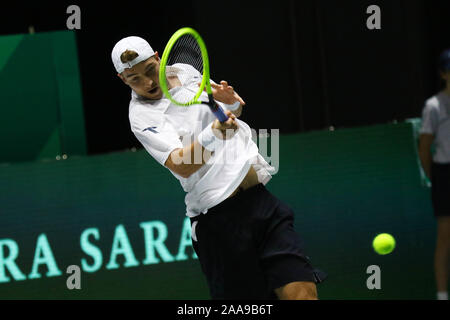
[419,48,450,301]
[111,36,326,300]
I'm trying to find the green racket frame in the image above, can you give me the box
[159,27,211,106]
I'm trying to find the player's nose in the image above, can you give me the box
[145,78,155,88]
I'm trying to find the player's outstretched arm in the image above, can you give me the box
[165,111,239,178]
[165,141,210,178]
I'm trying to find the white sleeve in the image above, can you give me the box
[419,102,439,135]
[130,112,183,166]
[173,63,202,86]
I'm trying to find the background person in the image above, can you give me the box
[418,48,450,301]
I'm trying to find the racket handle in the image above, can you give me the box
[208,94,229,123]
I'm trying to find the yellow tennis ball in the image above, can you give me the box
[373,233,396,255]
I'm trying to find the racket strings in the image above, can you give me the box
[164,34,205,104]
[168,34,204,74]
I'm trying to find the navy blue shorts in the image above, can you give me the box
[431,162,450,217]
[190,184,327,299]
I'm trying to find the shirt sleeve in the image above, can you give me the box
[174,63,202,86]
[420,101,439,135]
[130,111,183,166]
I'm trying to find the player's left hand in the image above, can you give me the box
[199,80,246,106]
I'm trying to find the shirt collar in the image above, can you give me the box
[131,89,170,113]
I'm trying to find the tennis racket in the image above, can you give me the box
[159,27,229,123]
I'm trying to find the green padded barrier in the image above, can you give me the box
[51,31,86,157]
[406,118,433,188]
[269,122,435,300]
[0,31,86,164]
[0,122,436,299]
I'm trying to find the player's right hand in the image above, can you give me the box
[212,110,239,140]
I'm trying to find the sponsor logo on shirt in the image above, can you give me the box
[143,127,158,133]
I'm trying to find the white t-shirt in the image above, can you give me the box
[420,91,450,164]
[129,64,276,217]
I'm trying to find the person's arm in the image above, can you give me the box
[418,133,434,180]
[165,110,239,178]
[165,140,210,178]
[228,103,243,118]
[418,100,439,180]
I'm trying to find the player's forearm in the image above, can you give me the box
[418,134,434,180]
[165,140,211,178]
[418,149,432,180]
[231,104,243,117]
[165,111,237,178]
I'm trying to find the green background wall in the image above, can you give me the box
[0,31,86,163]
[0,122,437,299]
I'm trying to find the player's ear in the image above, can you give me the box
[154,51,160,61]
[117,73,128,85]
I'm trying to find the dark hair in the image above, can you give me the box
[436,49,450,89]
[438,49,450,73]
[120,50,139,63]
